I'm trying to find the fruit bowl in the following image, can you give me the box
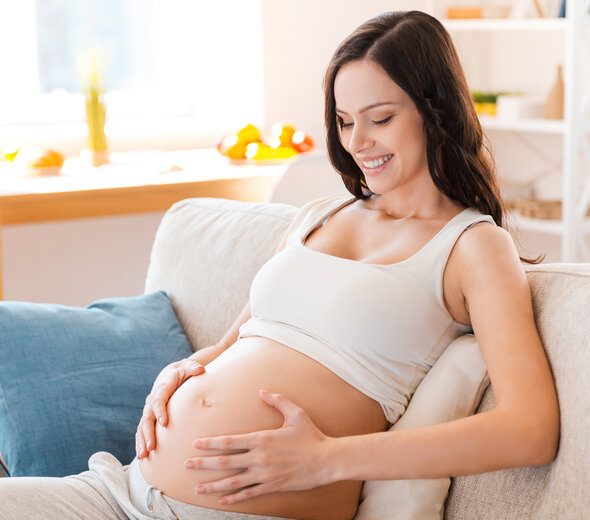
[7,147,65,177]
[216,122,314,163]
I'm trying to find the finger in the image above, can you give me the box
[136,428,148,459]
[259,390,304,424]
[193,433,256,451]
[139,399,158,451]
[151,397,169,427]
[218,483,275,505]
[193,470,259,496]
[184,452,249,471]
[137,416,156,455]
[149,378,178,427]
[182,360,205,379]
[151,363,204,426]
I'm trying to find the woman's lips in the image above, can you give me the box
[359,154,394,176]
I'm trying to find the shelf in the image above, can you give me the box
[507,213,590,235]
[443,2,590,261]
[507,212,564,234]
[479,116,566,134]
[442,18,568,32]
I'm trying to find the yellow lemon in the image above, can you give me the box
[268,146,298,160]
[246,142,272,160]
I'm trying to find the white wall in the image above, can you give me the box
[2,0,567,305]
[2,213,164,305]
[261,0,417,146]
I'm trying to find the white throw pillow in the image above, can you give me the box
[355,334,489,520]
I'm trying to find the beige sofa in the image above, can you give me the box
[143,196,589,520]
[3,193,583,518]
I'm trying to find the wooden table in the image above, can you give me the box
[0,149,284,298]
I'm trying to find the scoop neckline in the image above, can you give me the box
[298,197,471,268]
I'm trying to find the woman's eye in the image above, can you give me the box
[337,117,353,129]
[373,116,393,126]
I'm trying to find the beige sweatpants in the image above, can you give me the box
[0,452,293,520]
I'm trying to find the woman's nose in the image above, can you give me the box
[348,124,374,155]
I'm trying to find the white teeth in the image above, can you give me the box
[362,154,393,169]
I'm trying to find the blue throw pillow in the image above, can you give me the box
[0,291,193,477]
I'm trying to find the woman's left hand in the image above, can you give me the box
[184,389,337,504]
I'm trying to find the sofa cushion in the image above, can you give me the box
[145,197,298,349]
[357,334,489,520]
[0,291,193,477]
[445,263,590,519]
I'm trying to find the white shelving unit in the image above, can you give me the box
[426,2,590,261]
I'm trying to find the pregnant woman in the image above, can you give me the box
[0,10,558,520]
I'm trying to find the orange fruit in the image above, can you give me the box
[226,141,248,160]
[271,121,297,148]
[219,135,247,159]
[291,131,314,153]
[28,149,64,168]
[218,134,238,155]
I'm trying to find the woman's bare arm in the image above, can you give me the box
[328,223,559,480]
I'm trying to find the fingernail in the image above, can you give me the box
[192,363,202,370]
[158,417,164,426]
[218,498,227,504]
[196,485,205,493]
[138,448,144,458]
[146,440,152,450]
[193,440,202,448]
[185,461,194,469]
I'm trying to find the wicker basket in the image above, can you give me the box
[509,199,590,220]
[512,199,562,220]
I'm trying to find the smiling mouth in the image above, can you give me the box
[361,154,393,169]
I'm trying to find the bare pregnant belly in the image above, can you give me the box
[139,336,388,520]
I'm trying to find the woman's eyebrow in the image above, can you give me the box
[335,102,400,115]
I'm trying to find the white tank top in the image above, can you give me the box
[238,196,496,424]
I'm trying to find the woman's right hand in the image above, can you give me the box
[136,356,206,459]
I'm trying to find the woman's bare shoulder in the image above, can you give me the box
[451,221,529,312]
[455,222,521,270]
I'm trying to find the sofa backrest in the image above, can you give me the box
[146,198,590,518]
[145,197,297,349]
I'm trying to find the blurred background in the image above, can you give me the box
[0,0,587,305]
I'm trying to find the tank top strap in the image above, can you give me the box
[286,196,356,247]
[406,207,496,311]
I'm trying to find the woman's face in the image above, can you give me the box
[334,59,430,196]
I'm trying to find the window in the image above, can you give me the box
[0,0,263,149]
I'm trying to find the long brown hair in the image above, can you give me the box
[323,10,541,263]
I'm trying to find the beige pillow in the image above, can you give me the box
[355,334,490,520]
